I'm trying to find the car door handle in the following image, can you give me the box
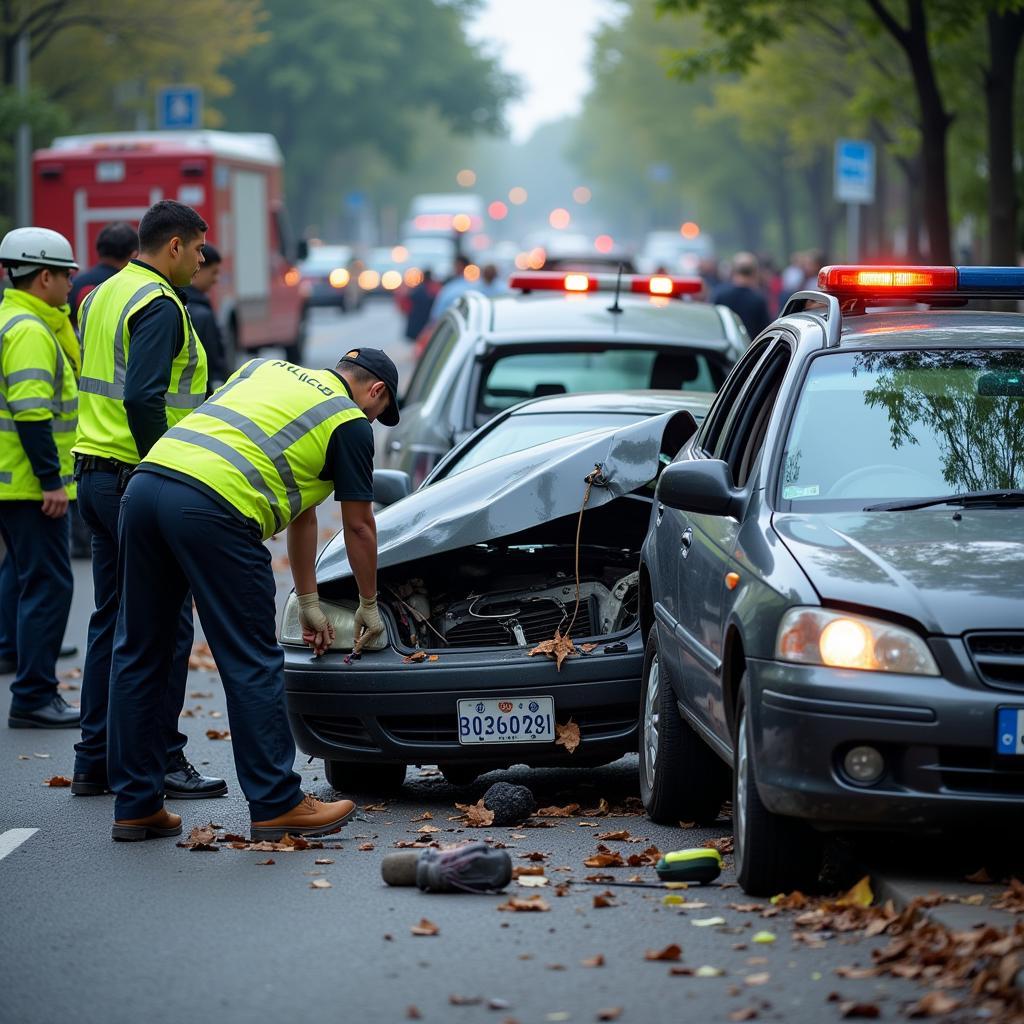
[680,527,693,557]
[387,439,403,453]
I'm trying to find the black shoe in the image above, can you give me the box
[0,655,14,674]
[164,757,227,799]
[8,694,81,729]
[59,644,78,659]
[71,771,111,796]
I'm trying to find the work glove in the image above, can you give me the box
[297,592,335,657]
[353,593,386,651]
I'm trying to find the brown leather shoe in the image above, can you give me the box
[250,794,356,841]
[111,808,183,842]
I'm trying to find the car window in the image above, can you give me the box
[697,336,773,457]
[404,318,459,405]
[721,342,792,488]
[477,347,728,420]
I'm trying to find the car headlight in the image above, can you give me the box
[279,593,388,651]
[775,607,938,676]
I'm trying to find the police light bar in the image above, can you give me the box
[508,271,703,298]
[819,264,1024,300]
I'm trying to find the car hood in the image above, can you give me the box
[317,411,691,583]
[773,510,1024,634]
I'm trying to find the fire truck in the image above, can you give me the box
[32,130,307,362]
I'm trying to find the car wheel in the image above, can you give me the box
[325,761,406,794]
[733,675,822,896]
[439,764,480,787]
[638,626,730,824]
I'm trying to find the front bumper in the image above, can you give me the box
[283,634,643,768]
[747,641,1024,829]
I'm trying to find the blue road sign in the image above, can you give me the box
[157,86,203,130]
[834,139,875,204]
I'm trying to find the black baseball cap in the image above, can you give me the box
[339,347,401,426]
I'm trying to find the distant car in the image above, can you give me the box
[281,391,711,793]
[298,245,360,313]
[639,264,1024,896]
[380,270,748,487]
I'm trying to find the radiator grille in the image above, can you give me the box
[966,632,1024,691]
[443,597,596,649]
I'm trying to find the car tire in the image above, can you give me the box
[325,761,407,794]
[638,626,730,825]
[439,764,479,787]
[733,674,822,896]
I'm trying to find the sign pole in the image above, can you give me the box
[847,202,860,262]
[14,31,31,227]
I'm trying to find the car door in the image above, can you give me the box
[653,338,772,683]
[674,338,794,746]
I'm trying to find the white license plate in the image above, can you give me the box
[457,696,555,745]
[996,708,1024,755]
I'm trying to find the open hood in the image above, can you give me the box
[316,410,694,583]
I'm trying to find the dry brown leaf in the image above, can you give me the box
[593,891,617,908]
[729,1009,759,1021]
[745,972,770,986]
[314,857,335,865]
[448,995,481,1006]
[309,878,332,889]
[410,811,433,822]
[965,866,993,884]
[417,825,441,834]
[584,845,625,868]
[205,729,230,740]
[406,1007,422,1020]
[536,803,580,817]
[579,642,598,654]
[455,798,495,828]
[906,991,960,1018]
[256,858,275,865]
[704,835,735,855]
[358,842,375,851]
[582,954,605,968]
[43,775,72,787]
[403,650,427,663]
[59,667,82,679]
[627,845,662,867]
[188,643,217,671]
[596,830,631,841]
[410,918,439,936]
[555,719,581,754]
[177,826,220,851]
[645,943,683,962]
[837,1002,880,1019]
[513,865,546,878]
[528,628,577,670]
[597,1010,622,1022]
[189,690,213,699]
[497,894,550,913]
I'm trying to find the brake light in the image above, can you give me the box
[509,271,702,297]
[819,265,958,293]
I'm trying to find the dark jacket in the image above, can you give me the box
[712,282,771,341]
[69,263,118,328]
[183,285,228,391]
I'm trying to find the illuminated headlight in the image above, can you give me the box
[279,593,388,651]
[775,608,938,675]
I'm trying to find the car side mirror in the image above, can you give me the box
[295,238,309,262]
[656,459,743,518]
[373,469,412,507]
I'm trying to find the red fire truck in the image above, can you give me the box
[32,130,307,362]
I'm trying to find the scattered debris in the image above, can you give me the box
[43,775,71,787]
[309,878,332,890]
[205,729,230,740]
[528,629,577,671]
[536,803,580,817]
[410,918,439,936]
[455,798,495,828]
[497,895,550,913]
[483,782,536,825]
[645,943,683,962]
[554,719,581,754]
[581,954,605,968]
[188,643,217,671]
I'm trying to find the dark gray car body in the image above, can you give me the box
[641,309,1024,829]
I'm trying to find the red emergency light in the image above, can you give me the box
[508,271,703,298]
[818,265,959,294]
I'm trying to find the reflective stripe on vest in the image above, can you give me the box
[0,313,66,420]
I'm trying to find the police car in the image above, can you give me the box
[639,265,1024,895]
[380,271,748,486]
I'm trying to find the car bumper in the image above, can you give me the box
[747,651,1024,829]
[282,636,643,767]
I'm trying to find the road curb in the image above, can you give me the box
[872,872,1024,989]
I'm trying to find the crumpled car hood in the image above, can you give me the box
[317,411,691,583]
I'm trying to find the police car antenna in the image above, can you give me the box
[607,263,625,314]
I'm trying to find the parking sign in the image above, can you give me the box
[834,139,875,204]
[157,87,203,130]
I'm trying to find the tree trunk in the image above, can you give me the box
[898,155,923,261]
[985,10,1024,265]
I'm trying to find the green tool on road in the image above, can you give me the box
[655,847,723,884]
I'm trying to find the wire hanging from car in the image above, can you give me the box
[565,464,607,636]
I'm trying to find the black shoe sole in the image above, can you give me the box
[250,804,356,842]
[8,716,81,729]
[112,822,183,841]
[164,782,229,800]
[72,780,111,796]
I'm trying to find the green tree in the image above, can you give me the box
[218,0,517,231]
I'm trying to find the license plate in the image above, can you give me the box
[996,707,1024,755]
[457,696,555,745]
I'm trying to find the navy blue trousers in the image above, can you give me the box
[0,501,73,710]
[0,552,16,662]
[108,472,302,821]
[74,469,189,777]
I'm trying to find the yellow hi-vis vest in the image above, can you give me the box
[142,358,367,539]
[73,261,207,465]
[0,294,78,501]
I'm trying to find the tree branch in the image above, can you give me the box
[864,0,910,50]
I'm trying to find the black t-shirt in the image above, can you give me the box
[320,371,374,502]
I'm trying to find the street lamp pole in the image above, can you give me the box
[14,31,32,227]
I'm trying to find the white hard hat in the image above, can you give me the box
[0,226,78,277]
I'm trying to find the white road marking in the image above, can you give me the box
[0,828,38,861]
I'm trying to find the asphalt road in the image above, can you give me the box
[0,304,971,1023]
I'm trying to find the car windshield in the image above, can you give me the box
[441,411,647,479]
[301,247,351,271]
[781,349,1024,510]
[478,347,728,419]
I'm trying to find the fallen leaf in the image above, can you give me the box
[959,893,984,906]
[57,682,79,691]
[314,858,335,865]
[256,858,275,865]
[189,690,213,699]
[456,798,495,828]
[585,843,626,868]
[188,643,217,671]
[704,835,734,855]
[410,918,439,936]
[645,944,683,962]
[745,972,771,986]
[679,820,697,829]
[363,802,388,812]
[487,998,510,1010]
[406,1007,422,1020]
[520,851,548,862]
[208,710,223,719]
[448,995,481,1006]
[205,729,231,740]
[729,1009,759,1021]
[582,954,605,968]
[965,866,993,884]
[580,643,598,654]
[43,775,71,787]
[309,878,332,889]
[597,1009,622,1021]
[528,628,576,671]
[596,830,631,841]
[536,804,580,817]
[555,719,581,754]
[358,843,374,851]
[906,991,960,1017]
[16,754,30,760]
[403,650,427,663]
[663,894,687,906]
[410,811,433,822]
[837,1002,880,1019]
[497,895,550,913]
[547,963,567,971]
[837,876,874,909]
[593,891,617,908]
[669,967,695,976]
[428,655,439,662]
[417,825,441,834]
[626,845,662,867]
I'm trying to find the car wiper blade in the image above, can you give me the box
[865,490,1024,512]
